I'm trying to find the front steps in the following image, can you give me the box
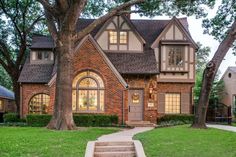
[126,121,157,127]
[94,141,136,157]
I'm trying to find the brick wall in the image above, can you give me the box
[21,84,50,117]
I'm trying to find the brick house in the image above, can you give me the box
[0,85,15,122]
[18,16,197,124]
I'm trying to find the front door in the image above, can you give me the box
[128,89,143,121]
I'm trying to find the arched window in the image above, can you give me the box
[72,71,104,112]
[29,94,50,114]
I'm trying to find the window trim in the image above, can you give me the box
[165,93,181,114]
[108,30,128,48]
[72,71,105,113]
[28,93,50,114]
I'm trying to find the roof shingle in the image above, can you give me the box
[0,85,14,100]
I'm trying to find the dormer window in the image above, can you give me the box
[31,51,54,64]
[120,31,127,44]
[109,31,117,44]
[109,31,128,45]
[167,46,184,67]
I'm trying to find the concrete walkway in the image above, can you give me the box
[207,124,236,132]
[97,127,154,141]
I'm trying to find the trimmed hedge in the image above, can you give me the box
[157,114,194,125]
[26,114,52,127]
[3,113,20,123]
[26,114,119,127]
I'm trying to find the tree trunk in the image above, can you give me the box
[192,21,236,129]
[47,34,76,130]
[12,77,20,116]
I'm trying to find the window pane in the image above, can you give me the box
[100,90,104,111]
[88,90,97,111]
[29,94,50,114]
[37,52,43,60]
[44,52,50,60]
[0,100,3,111]
[120,31,127,44]
[109,31,117,44]
[168,46,183,66]
[89,72,104,88]
[72,90,76,111]
[78,90,87,111]
[79,78,97,88]
[165,93,180,114]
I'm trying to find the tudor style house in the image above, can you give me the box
[18,16,197,124]
[220,67,236,116]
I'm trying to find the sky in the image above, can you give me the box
[131,1,236,78]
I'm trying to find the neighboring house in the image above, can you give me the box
[18,16,197,124]
[0,85,15,122]
[220,67,236,115]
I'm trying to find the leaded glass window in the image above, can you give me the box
[29,94,50,114]
[167,46,184,66]
[72,71,105,112]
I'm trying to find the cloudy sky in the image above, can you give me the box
[132,1,236,78]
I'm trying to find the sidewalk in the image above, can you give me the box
[207,124,236,132]
[97,127,154,141]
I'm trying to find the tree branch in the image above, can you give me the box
[0,40,15,68]
[0,0,23,41]
[25,15,44,34]
[36,0,59,17]
[44,9,58,41]
[74,0,145,41]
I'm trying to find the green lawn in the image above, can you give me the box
[134,125,236,157]
[0,127,118,157]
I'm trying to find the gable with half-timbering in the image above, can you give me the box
[95,16,145,52]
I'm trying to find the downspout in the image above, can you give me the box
[122,86,129,125]
[20,83,23,118]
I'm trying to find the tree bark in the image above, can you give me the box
[192,20,236,129]
[47,34,76,130]
[12,76,20,116]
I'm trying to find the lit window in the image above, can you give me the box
[29,94,50,114]
[167,46,184,66]
[0,100,4,111]
[120,31,127,44]
[165,93,180,114]
[72,71,104,112]
[109,31,117,44]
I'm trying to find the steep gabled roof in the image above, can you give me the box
[221,66,236,80]
[18,57,54,83]
[151,17,197,49]
[0,85,14,100]
[30,17,190,49]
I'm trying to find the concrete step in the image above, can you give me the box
[126,121,156,127]
[95,145,135,152]
[95,141,134,146]
[94,151,136,157]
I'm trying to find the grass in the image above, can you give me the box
[134,125,236,157]
[0,127,119,157]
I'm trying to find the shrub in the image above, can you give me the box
[157,114,194,125]
[26,114,52,127]
[3,113,20,123]
[26,114,119,127]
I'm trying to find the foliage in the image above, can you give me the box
[0,127,119,157]
[134,125,236,157]
[3,113,20,123]
[0,66,12,90]
[194,42,225,105]
[202,0,236,52]
[26,114,119,127]
[157,114,194,125]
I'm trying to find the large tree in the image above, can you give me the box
[192,0,236,128]
[36,0,214,130]
[0,0,45,115]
